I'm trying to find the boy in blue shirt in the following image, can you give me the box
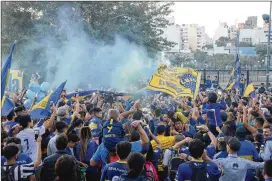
[102,109,125,152]
[100,141,131,181]
[88,107,103,139]
[205,76,212,89]
[200,92,226,135]
[176,139,222,181]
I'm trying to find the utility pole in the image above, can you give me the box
[266,2,271,90]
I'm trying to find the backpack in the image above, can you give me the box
[188,161,209,181]
[168,148,185,181]
[144,161,159,181]
[1,164,19,181]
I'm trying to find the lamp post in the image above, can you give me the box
[263,1,272,90]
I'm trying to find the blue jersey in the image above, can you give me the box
[175,161,222,181]
[153,147,162,170]
[206,145,216,159]
[238,140,258,161]
[91,143,109,170]
[202,100,227,126]
[1,153,32,165]
[179,146,191,155]
[75,139,98,163]
[102,119,125,151]
[206,80,212,88]
[238,140,259,181]
[131,141,142,152]
[100,161,128,181]
[89,116,102,138]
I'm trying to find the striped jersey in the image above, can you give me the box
[2,163,35,181]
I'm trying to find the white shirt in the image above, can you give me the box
[16,126,45,161]
[47,134,60,156]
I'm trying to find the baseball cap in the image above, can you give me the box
[227,137,241,152]
[236,126,247,141]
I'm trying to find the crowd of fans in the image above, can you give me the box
[1,81,272,181]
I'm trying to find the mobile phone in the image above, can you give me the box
[34,129,39,141]
[50,101,54,106]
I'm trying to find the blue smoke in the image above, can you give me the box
[21,5,157,91]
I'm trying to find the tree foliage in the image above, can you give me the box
[1,1,176,58]
[215,36,236,47]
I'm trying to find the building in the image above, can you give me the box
[213,22,229,54]
[238,23,245,29]
[244,16,258,29]
[239,28,267,45]
[228,25,237,40]
[204,34,213,46]
[160,16,181,53]
[180,24,210,51]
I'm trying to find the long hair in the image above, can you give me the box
[79,126,92,161]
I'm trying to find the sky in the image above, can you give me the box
[173,2,270,37]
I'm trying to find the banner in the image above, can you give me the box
[146,65,201,98]
[7,70,23,92]
[1,44,15,100]
[30,81,66,119]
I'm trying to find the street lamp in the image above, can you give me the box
[262,1,271,90]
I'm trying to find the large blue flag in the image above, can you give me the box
[1,96,15,116]
[226,54,240,90]
[1,44,16,100]
[30,81,66,119]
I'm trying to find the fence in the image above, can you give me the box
[197,69,272,87]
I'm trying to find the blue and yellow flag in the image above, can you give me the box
[226,54,240,90]
[7,70,24,92]
[66,90,96,101]
[146,65,201,98]
[30,81,66,119]
[244,81,255,98]
[1,95,15,116]
[1,44,16,100]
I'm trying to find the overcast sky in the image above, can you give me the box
[173,2,270,37]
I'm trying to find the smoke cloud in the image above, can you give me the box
[20,5,158,91]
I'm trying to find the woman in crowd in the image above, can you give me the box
[75,126,99,181]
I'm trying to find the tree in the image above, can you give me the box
[215,37,236,47]
[1,2,176,84]
[167,53,193,67]
[2,2,176,55]
[202,44,213,50]
[255,44,272,58]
